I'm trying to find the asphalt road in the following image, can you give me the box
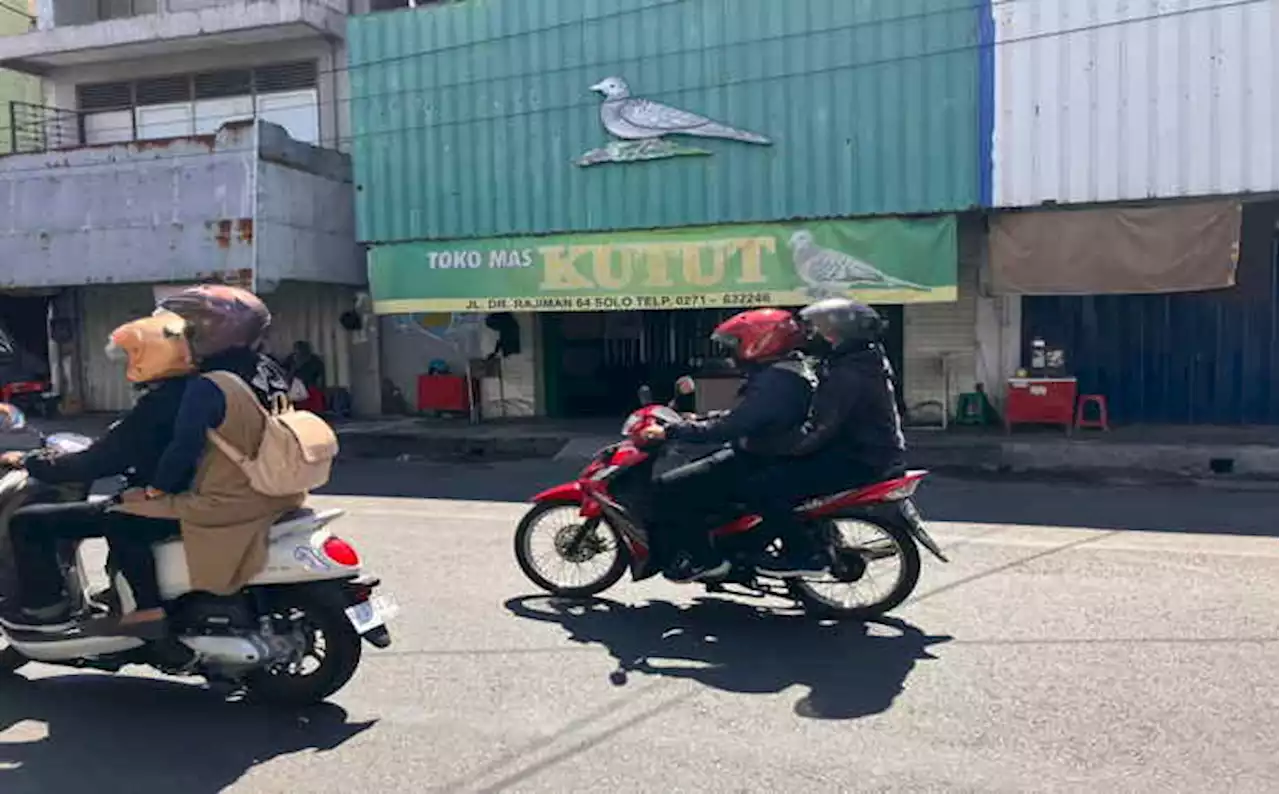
[1,460,1276,793]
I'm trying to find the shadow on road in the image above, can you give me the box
[0,674,375,794]
[319,458,1278,536]
[505,594,951,720]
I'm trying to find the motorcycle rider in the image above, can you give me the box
[0,310,197,634]
[639,308,815,583]
[119,285,301,609]
[742,297,908,578]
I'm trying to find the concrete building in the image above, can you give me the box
[0,0,386,414]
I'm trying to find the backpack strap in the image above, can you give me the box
[201,371,271,464]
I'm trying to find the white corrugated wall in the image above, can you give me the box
[78,284,161,412]
[993,0,1279,207]
[261,281,355,390]
[902,220,982,419]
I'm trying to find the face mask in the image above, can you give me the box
[803,335,833,356]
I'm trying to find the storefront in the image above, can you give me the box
[368,215,965,418]
[349,0,986,419]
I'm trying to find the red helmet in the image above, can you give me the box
[711,308,805,363]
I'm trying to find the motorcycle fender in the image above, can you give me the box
[531,482,584,505]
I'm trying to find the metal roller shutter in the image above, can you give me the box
[78,284,159,412]
[261,282,354,389]
[902,219,982,421]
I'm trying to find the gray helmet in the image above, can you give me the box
[798,298,886,349]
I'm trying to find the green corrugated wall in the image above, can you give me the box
[349,0,980,244]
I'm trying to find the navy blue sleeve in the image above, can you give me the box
[667,369,791,444]
[150,378,226,494]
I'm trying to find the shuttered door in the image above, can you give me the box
[261,281,354,389]
[902,219,981,419]
[79,284,159,412]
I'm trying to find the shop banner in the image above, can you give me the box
[369,216,957,314]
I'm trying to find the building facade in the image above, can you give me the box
[987,0,1279,425]
[0,0,381,414]
[350,0,996,421]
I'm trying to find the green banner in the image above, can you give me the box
[369,216,957,314]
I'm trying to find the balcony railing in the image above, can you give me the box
[40,0,349,27]
[6,101,84,155]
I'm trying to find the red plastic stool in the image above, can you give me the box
[1074,394,1110,431]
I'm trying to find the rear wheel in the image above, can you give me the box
[515,501,629,598]
[244,588,362,706]
[791,517,921,620]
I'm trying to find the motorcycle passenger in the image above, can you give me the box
[0,311,197,635]
[639,308,815,583]
[119,285,303,610]
[742,298,908,578]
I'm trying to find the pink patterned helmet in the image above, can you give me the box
[156,284,271,359]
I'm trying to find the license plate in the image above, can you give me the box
[345,594,400,634]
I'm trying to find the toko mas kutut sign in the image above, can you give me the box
[367,216,958,315]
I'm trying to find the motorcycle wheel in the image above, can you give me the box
[790,518,922,620]
[514,500,629,599]
[244,588,362,706]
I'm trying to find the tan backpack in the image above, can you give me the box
[204,372,340,497]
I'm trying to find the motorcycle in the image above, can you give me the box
[513,377,949,619]
[0,407,399,705]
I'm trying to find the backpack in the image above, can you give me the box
[204,372,340,497]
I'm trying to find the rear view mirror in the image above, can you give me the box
[637,385,654,405]
[0,404,27,432]
[674,376,696,396]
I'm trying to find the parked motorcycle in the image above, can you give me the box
[0,408,399,705]
[514,377,949,619]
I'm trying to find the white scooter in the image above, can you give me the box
[0,410,398,705]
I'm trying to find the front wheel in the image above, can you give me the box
[791,517,922,620]
[515,500,629,598]
[243,588,363,706]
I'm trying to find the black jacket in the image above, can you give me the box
[667,354,815,455]
[778,343,906,468]
[24,376,191,488]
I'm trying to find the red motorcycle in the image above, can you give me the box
[514,378,949,619]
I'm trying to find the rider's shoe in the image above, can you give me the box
[0,602,77,634]
[665,555,731,584]
[755,550,830,579]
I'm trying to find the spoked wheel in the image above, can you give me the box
[791,518,921,620]
[244,589,362,706]
[515,500,629,598]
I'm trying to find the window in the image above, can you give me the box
[76,62,321,146]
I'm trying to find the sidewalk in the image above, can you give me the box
[13,413,1278,486]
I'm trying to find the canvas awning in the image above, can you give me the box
[988,200,1242,295]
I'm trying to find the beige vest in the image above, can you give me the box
[118,371,304,594]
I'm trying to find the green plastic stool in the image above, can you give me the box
[954,392,986,426]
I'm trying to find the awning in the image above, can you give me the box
[367,216,959,314]
[988,200,1241,295]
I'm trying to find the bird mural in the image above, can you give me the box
[590,76,772,144]
[576,76,772,166]
[787,230,931,299]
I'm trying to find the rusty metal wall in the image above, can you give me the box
[261,280,354,389]
[0,124,256,288]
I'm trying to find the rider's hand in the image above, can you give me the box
[680,413,699,422]
[120,488,148,504]
[639,424,666,442]
[0,451,25,469]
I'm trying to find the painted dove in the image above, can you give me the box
[589,76,772,145]
[788,230,930,299]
